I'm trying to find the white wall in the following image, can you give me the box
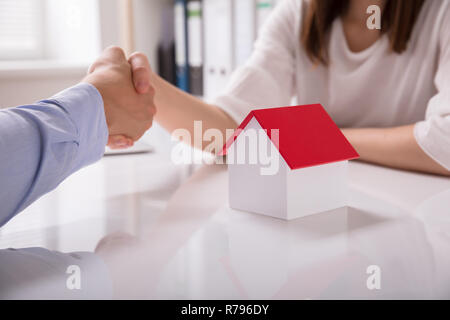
[0,62,88,108]
[0,0,170,108]
[0,0,101,107]
[45,0,101,62]
[133,0,172,73]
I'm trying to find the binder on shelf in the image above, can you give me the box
[175,0,190,92]
[187,0,203,96]
[158,4,176,86]
[233,0,256,68]
[256,0,275,34]
[203,0,234,100]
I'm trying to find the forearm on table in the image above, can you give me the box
[342,125,450,176]
[151,72,238,151]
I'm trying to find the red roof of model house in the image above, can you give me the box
[220,104,359,170]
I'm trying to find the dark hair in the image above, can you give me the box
[301,0,426,65]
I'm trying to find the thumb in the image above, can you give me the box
[128,52,152,94]
[107,135,134,149]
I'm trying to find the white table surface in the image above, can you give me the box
[1,152,450,299]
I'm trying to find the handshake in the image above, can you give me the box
[82,46,156,149]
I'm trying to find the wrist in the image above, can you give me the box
[341,128,353,141]
[81,75,114,135]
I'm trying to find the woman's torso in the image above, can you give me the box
[295,0,446,128]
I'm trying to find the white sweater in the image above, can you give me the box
[214,0,450,170]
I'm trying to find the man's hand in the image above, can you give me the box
[105,51,155,149]
[82,46,156,147]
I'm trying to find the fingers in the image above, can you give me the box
[88,49,152,98]
[87,63,95,75]
[108,135,134,149]
[88,46,127,74]
[86,47,155,146]
[128,52,152,94]
[103,45,127,63]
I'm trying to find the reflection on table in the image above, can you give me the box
[1,154,449,299]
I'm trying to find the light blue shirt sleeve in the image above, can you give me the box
[0,83,108,227]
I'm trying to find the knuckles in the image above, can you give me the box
[105,45,126,57]
[129,51,150,66]
[129,51,144,59]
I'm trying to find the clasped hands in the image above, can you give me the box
[82,46,155,149]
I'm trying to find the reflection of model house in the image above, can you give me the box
[221,104,359,220]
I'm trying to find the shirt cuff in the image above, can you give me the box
[414,119,450,171]
[41,83,109,169]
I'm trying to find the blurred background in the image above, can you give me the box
[0,0,279,153]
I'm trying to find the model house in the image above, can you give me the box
[220,104,359,220]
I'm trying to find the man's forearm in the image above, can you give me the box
[0,46,156,228]
[0,83,108,227]
[342,125,450,176]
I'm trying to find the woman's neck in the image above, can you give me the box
[345,0,386,24]
[340,0,387,53]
